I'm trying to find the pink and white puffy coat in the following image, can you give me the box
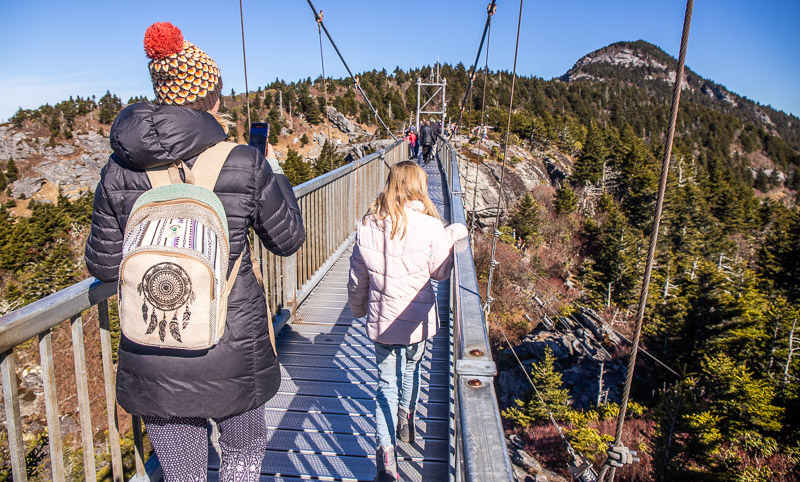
[348,200,468,345]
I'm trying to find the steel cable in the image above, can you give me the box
[484,0,523,316]
[470,17,492,242]
[452,1,497,137]
[238,0,251,130]
[317,12,332,156]
[599,1,694,480]
[305,0,396,140]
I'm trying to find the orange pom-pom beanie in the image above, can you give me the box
[143,22,222,112]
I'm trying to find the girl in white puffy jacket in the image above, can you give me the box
[348,161,467,481]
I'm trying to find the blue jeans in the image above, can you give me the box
[374,340,426,447]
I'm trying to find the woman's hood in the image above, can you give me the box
[109,102,227,170]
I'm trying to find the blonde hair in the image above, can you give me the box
[211,112,234,135]
[364,161,440,240]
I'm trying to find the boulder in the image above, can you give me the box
[10,177,46,199]
[326,106,359,135]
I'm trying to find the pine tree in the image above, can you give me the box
[312,140,346,177]
[282,149,312,186]
[501,347,571,426]
[509,194,541,244]
[572,121,606,185]
[5,157,18,183]
[610,124,657,229]
[98,91,122,124]
[554,185,578,215]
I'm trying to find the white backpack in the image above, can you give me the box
[118,142,241,350]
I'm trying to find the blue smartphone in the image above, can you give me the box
[248,122,270,156]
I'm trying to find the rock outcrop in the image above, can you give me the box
[1,127,110,201]
[495,308,627,410]
[451,135,561,226]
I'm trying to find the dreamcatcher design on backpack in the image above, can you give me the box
[138,262,196,343]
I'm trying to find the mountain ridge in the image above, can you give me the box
[560,40,798,147]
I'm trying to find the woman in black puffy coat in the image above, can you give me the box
[85,22,305,480]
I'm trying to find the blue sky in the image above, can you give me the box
[1,0,798,122]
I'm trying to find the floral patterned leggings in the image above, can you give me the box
[142,403,268,482]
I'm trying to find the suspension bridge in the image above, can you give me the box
[0,0,698,479]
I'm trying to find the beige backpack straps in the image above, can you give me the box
[190,141,238,190]
[145,141,237,189]
[247,237,277,356]
[146,164,173,188]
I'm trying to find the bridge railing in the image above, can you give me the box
[0,139,404,482]
[439,137,514,481]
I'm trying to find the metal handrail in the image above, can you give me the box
[0,139,404,482]
[439,136,514,481]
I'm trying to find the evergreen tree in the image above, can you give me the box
[554,184,578,215]
[754,169,770,191]
[282,149,312,186]
[509,194,541,244]
[610,124,657,229]
[501,347,571,426]
[572,121,606,185]
[583,201,639,306]
[5,157,18,183]
[98,91,122,124]
[23,240,79,303]
[312,140,346,177]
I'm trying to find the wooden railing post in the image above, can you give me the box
[1,349,27,482]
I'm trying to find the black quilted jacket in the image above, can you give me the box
[85,103,305,418]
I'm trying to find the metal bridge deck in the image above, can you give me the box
[207,159,453,481]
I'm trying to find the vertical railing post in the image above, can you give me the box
[284,253,297,315]
[1,349,27,482]
[71,314,97,481]
[98,300,124,481]
[39,329,66,481]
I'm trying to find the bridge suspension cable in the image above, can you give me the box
[452,1,497,137]
[305,0,397,140]
[316,11,332,146]
[483,0,522,317]
[598,1,695,480]
[470,15,492,242]
[238,0,252,129]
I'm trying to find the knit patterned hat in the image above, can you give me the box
[143,22,222,112]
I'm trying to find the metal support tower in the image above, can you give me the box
[416,76,447,131]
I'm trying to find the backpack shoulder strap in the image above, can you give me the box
[146,164,173,188]
[190,141,238,191]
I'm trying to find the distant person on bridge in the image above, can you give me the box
[348,161,467,481]
[84,22,305,481]
[406,129,417,160]
[418,120,435,164]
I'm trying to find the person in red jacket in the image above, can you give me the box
[407,130,417,159]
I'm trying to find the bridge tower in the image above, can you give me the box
[415,75,447,131]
